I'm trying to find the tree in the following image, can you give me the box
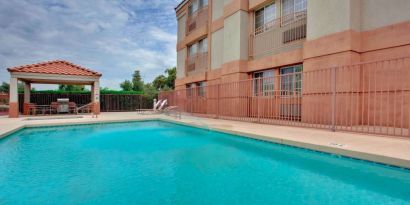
[118,66,176,94]
[0,82,9,93]
[100,87,110,92]
[165,67,176,89]
[152,75,168,90]
[150,67,176,91]
[132,70,144,92]
[0,82,26,93]
[58,84,86,92]
[120,80,133,91]
[143,83,158,102]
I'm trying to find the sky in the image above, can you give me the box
[0,0,180,90]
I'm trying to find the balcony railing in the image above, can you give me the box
[186,6,208,35]
[250,10,307,59]
[186,52,208,75]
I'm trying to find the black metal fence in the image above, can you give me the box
[18,93,152,113]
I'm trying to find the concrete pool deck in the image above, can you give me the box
[0,112,409,169]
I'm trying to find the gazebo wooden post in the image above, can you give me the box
[92,80,100,115]
[9,77,19,118]
[23,82,31,115]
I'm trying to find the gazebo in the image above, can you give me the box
[7,60,102,118]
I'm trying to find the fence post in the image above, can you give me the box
[190,87,193,114]
[174,91,176,110]
[257,78,261,123]
[217,84,220,119]
[331,66,336,132]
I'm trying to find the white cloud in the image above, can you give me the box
[0,0,180,89]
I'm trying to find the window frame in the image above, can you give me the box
[186,83,194,97]
[254,1,276,36]
[188,43,198,57]
[281,0,307,26]
[198,38,208,54]
[253,69,275,96]
[196,81,206,97]
[279,64,303,97]
[188,0,208,16]
[188,37,208,57]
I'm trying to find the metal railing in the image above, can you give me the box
[250,10,307,59]
[186,52,208,75]
[161,57,410,138]
[18,93,152,113]
[186,5,208,35]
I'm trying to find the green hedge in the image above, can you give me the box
[19,90,144,95]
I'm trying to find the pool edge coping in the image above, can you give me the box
[159,119,410,170]
[1,116,409,169]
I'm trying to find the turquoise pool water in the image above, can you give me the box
[0,121,409,204]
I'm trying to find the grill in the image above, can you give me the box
[57,98,69,113]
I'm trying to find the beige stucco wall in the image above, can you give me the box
[307,0,360,40]
[211,28,224,69]
[224,0,233,6]
[212,0,224,20]
[177,48,186,78]
[223,11,249,63]
[177,14,186,42]
[360,0,410,31]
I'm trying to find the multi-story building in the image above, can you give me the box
[169,0,410,136]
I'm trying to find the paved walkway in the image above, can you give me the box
[0,112,409,168]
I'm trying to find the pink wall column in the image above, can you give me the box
[22,82,31,115]
[92,81,100,115]
[24,82,31,104]
[8,77,19,118]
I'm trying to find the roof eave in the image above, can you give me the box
[175,0,189,12]
[10,71,102,78]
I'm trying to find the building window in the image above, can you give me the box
[188,44,197,56]
[188,37,207,57]
[282,0,307,24]
[280,64,302,96]
[198,38,208,53]
[187,37,208,72]
[253,70,275,96]
[186,84,194,97]
[254,2,276,35]
[186,82,206,97]
[188,0,208,16]
[294,0,307,13]
[197,82,206,97]
[280,104,301,119]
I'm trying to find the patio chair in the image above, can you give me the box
[0,104,9,116]
[76,103,93,114]
[163,106,181,119]
[136,99,168,114]
[153,99,162,110]
[24,103,37,115]
[69,102,77,113]
[50,102,58,114]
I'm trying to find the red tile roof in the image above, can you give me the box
[7,60,102,77]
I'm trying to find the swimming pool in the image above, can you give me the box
[0,120,409,204]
